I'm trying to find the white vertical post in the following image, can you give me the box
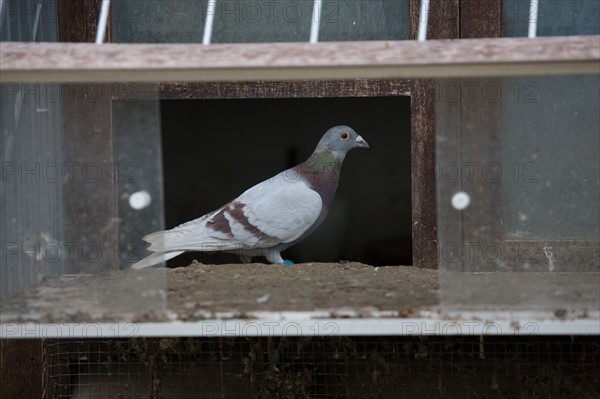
[418,0,430,41]
[0,0,5,28]
[528,0,539,38]
[203,0,217,45]
[32,1,42,41]
[95,0,111,44]
[310,0,323,43]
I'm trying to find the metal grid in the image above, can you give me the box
[46,336,599,398]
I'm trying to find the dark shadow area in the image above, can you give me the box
[160,97,411,266]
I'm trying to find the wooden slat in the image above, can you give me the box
[460,0,502,38]
[0,340,44,398]
[1,36,599,83]
[410,80,439,269]
[157,79,413,100]
[57,0,111,43]
[458,0,503,272]
[410,0,460,41]
[409,0,460,269]
[58,1,118,274]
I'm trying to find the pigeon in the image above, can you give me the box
[130,125,369,269]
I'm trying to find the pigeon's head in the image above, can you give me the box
[316,125,369,155]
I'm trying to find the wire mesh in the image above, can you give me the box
[45,336,599,398]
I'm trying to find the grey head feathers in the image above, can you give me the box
[313,125,370,158]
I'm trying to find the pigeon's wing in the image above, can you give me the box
[144,178,322,252]
[236,179,323,246]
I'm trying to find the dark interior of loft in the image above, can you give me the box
[159,96,412,267]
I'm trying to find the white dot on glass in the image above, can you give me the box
[451,192,471,210]
[518,212,528,222]
[129,190,151,210]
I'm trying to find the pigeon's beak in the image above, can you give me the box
[355,135,369,149]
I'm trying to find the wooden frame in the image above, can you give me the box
[1,36,599,83]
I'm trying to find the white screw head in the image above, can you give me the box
[129,190,151,210]
[451,191,471,210]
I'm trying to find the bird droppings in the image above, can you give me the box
[543,243,556,271]
[256,294,271,304]
[5,263,595,323]
[167,262,438,321]
[0,262,438,322]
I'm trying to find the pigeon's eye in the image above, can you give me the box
[340,132,349,140]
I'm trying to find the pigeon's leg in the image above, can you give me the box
[239,255,253,264]
[265,250,285,264]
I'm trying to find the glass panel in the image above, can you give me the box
[112,0,207,43]
[503,0,600,37]
[112,0,409,43]
[502,76,600,238]
[436,75,600,314]
[0,0,58,42]
[0,82,166,322]
[0,82,64,301]
[211,0,312,43]
[319,0,409,42]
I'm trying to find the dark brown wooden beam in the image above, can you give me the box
[410,0,460,41]
[410,79,438,270]
[58,0,117,274]
[460,0,502,38]
[409,0,460,269]
[457,0,503,272]
[0,340,44,398]
[57,0,111,43]
[158,79,413,100]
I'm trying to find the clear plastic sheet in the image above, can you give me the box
[436,75,600,314]
[0,83,166,321]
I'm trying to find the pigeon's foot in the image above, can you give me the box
[283,259,294,265]
[266,250,284,264]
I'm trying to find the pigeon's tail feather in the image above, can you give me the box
[142,217,239,252]
[130,250,184,269]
